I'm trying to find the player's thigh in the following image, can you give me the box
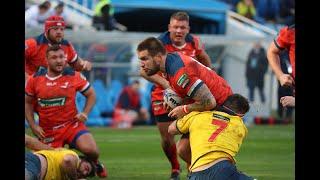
[177,134,190,151]
[65,121,96,151]
[156,121,176,141]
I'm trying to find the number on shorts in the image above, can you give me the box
[208,119,228,142]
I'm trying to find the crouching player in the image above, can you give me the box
[168,94,255,180]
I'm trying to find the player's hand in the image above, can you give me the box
[168,105,186,119]
[75,112,88,122]
[30,124,45,139]
[280,96,295,107]
[163,101,172,112]
[81,60,92,71]
[279,74,294,87]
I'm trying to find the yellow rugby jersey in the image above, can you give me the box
[176,111,248,171]
[35,148,80,180]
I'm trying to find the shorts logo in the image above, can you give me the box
[38,97,66,107]
[177,74,189,88]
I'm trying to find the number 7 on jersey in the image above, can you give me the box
[208,119,228,142]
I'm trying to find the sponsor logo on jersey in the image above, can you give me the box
[177,74,189,88]
[38,97,66,107]
[46,82,57,86]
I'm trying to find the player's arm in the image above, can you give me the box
[61,154,79,179]
[139,67,170,89]
[185,83,216,111]
[267,41,294,87]
[69,57,92,72]
[168,83,216,119]
[196,50,212,68]
[267,42,284,80]
[168,120,180,135]
[25,94,45,139]
[78,87,96,121]
[25,134,54,151]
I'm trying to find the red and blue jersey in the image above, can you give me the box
[151,32,205,102]
[274,25,295,79]
[158,31,204,58]
[25,33,78,76]
[25,67,90,130]
[165,52,233,105]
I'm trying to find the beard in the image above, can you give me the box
[47,34,63,44]
[145,68,159,76]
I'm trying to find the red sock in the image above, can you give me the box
[163,144,180,171]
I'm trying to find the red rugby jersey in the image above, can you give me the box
[25,67,90,129]
[165,52,232,105]
[274,25,295,79]
[25,33,78,76]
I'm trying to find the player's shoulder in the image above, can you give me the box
[158,31,171,45]
[185,33,198,43]
[33,66,48,77]
[60,38,73,46]
[165,53,185,76]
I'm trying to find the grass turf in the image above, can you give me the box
[26,124,294,180]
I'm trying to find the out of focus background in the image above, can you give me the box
[25,0,295,179]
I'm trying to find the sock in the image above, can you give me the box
[163,144,180,171]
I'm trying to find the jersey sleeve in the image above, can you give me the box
[74,72,90,93]
[192,35,205,56]
[25,39,37,62]
[25,76,36,97]
[171,66,203,98]
[176,112,198,134]
[66,42,78,64]
[274,27,290,50]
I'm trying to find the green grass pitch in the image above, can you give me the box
[26,124,294,180]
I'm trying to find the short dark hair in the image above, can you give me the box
[223,94,250,115]
[170,11,189,22]
[79,155,96,177]
[137,37,166,57]
[46,44,63,57]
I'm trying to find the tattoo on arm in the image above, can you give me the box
[187,84,216,112]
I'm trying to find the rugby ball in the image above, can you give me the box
[163,88,183,109]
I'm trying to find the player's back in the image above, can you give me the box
[166,52,233,105]
[178,111,247,170]
[35,149,79,180]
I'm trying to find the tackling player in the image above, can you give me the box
[25,15,92,80]
[168,94,254,180]
[25,45,107,178]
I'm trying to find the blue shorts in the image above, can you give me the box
[25,152,41,180]
[188,160,254,180]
